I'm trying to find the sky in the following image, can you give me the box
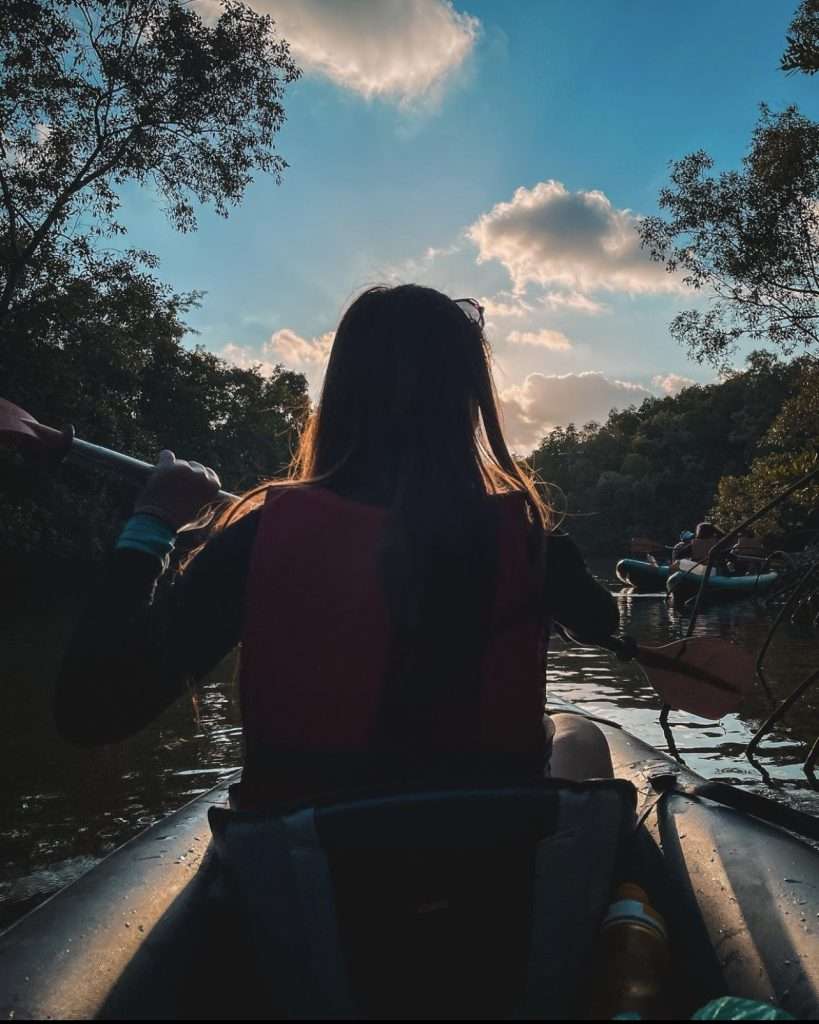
[120,0,819,452]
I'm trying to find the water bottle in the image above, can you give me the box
[595,882,669,1019]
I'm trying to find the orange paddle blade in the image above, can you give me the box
[636,637,755,719]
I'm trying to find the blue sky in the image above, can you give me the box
[121,0,819,451]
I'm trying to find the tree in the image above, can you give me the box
[529,353,802,553]
[0,2,308,563]
[712,358,819,542]
[1,253,309,560]
[639,3,819,369]
[782,0,819,75]
[639,106,819,368]
[0,0,300,323]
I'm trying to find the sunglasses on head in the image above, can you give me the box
[454,297,485,328]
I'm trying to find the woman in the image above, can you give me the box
[56,285,617,807]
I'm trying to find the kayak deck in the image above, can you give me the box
[553,697,819,1016]
[1,703,818,1019]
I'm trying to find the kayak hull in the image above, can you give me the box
[667,566,779,604]
[615,558,671,592]
[1,705,818,1020]
[568,700,819,1018]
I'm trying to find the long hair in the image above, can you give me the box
[211,284,551,744]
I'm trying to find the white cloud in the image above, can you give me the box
[217,330,335,393]
[242,0,480,104]
[468,180,681,297]
[424,243,462,261]
[539,290,606,315]
[479,294,531,318]
[380,240,466,285]
[268,327,334,368]
[265,328,334,394]
[653,372,697,396]
[217,341,278,376]
[507,328,573,351]
[499,371,652,451]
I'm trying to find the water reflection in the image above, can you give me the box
[1,566,818,929]
[0,594,243,928]
[550,563,819,810]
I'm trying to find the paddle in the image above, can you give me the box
[591,635,754,719]
[0,398,238,503]
[3,397,753,719]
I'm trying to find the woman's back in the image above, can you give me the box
[55,284,618,799]
[239,485,546,805]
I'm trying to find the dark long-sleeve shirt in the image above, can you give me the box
[55,510,618,746]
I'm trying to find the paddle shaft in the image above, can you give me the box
[26,418,238,504]
[7,398,746,716]
[67,436,238,503]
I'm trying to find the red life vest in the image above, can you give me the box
[238,485,546,806]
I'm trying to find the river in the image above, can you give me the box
[1,562,818,930]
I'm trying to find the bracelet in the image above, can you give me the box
[116,513,177,563]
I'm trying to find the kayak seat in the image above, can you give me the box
[209,778,636,1020]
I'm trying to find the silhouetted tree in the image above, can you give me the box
[530,353,805,553]
[640,4,819,368]
[0,0,300,323]
[782,0,819,75]
[1,254,309,558]
[639,106,819,368]
[712,359,819,540]
[0,2,307,562]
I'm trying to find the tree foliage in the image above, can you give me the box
[782,0,819,75]
[0,2,308,562]
[639,106,819,368]
[640,4,819,368]
[0,0,300,321]
[712,361,819,539]
[530,352,809,554]
[1,253,309,559]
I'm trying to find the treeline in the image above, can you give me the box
[0,2,305,565]
[1,256,309,561]
[530,352,819,556]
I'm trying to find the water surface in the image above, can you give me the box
[1,565,817,929]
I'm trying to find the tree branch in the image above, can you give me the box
[0,159,20,256]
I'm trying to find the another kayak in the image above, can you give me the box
[616,558,671,592]
[1,699,818,1020]
[667,560,780,604]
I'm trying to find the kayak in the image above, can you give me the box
[1,699,818,1020]
[667,560,780,604]
[616,558,671,592]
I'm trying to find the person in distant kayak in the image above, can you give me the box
[728,530,768,575]
[673,522,726,565]
[671,530,694,562]
[56,285,618,807]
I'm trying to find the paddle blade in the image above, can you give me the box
[0,398,39,443]
[0,398,66,454]
[0,395,62,448]
[637,637,755,719]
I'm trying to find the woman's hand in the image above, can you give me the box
[134,450,222,531]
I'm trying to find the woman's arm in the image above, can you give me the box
[54,452,258,745]
[54,510,260,745]
[543,532,619,643]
